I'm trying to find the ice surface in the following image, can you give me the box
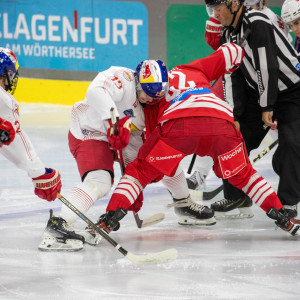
[1,104,300,300]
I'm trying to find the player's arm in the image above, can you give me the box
[250,20,279,110]
[178,43,244,83]
[0,121,62,201]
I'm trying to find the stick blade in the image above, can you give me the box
[126,248,178,265]
[140,213,165,228]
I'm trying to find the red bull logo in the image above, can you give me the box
[142,63,151,80]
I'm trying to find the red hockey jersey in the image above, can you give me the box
[144,43,244,136]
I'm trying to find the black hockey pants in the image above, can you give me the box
[272,82,300,206]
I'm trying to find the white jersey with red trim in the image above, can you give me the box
[0,87,45,178]
[69,67,146,166]
[70,67,145,142]
[156,44,243,125]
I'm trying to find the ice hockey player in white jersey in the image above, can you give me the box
[39,60,216,251]
[0,48,62,211]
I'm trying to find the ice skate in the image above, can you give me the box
[282,205,298,218]
[267,207,300,236]
[211,196,254,220]
[168,195,216,225]
[38,210,85,251]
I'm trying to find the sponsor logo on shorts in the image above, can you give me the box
[148,154,183,162]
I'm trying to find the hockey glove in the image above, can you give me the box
[204,17,222,51]
[107,116,131,150]
[0,118,15,146]
[127,192,144,213]
[96,208,127,233]
[32,168,62,201]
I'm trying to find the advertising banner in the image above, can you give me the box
[0,0,148,72]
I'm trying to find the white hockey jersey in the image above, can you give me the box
[0,87,45,178]
[69,67,145,165]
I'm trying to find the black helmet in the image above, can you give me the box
[205,0,244,8]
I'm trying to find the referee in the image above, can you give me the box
[205,0,300,218]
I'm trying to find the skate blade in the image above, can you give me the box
[214,207,254,220]
[38,236,84,252]
[177,216,216,226]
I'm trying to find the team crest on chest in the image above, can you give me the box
[123,109,135,118]
[123,71,131,81]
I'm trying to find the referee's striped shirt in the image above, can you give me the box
[221,6,300,111]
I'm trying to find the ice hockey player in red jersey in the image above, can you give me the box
[97,43,300,238]
[0,48,62,204]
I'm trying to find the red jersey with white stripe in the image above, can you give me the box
[144,43,244,132]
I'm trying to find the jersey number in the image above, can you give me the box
[168,71,195,90]
[111,76,122,89]
[14,121,21,133]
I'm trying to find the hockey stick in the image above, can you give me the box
[187,28,251,174]
[110,108,165,228]
[57,193,177,265]
[201,139,279,200]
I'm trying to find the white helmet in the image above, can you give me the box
[282,0,300,23]
[244,0,263,10]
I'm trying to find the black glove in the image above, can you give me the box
[96,208,127,233]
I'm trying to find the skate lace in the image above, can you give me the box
[188,201,206,213]
[215,198,232,206]
[167,199,189,208]
[167,197,205,212]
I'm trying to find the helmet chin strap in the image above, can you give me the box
[228,2,243,27]
[4,70,12,92]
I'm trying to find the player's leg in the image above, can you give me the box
[210,125,300,236]
[39,134,114,251]
[211,100,269,219]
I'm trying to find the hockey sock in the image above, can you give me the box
[162,167,189,199]
[107,175,143,211]
[241,172,283,212]
[60,170,111,225]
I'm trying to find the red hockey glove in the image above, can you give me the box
[204,17,222,51]
[107,116,131,150]
[0,118,15,146]
[127,192,144,213]
[32,168,62,201]
[218,43,244,74]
